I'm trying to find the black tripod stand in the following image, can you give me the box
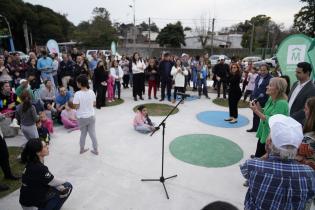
[141,95,187,199]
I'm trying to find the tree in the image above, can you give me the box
[137,21,159,32]
[73,7,118,48]
[194,15,211,48]
[293,0,315,37]
[156,21,185,48]
[0,0,74,51]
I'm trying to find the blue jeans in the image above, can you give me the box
[38,182,72,210]
[197,79,208,97]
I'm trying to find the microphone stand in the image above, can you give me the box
[141,95,186,199]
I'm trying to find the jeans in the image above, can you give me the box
[114,81,121,99]
[134,124,152,134]
[38,182,73,210]
[197,79,208,97]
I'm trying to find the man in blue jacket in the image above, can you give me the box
[158,53,174,102]
[247,64,272,132]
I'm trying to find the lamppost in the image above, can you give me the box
[0,14,15,51]
[129,0,136,48]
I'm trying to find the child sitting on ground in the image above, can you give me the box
[61,101,79,130]
[39,111,54,134]
[44,102,57,120]
[133,105,155,134]
[36,119,50,145]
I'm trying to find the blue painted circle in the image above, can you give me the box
[197,111,249,128]
[172,95,199,101]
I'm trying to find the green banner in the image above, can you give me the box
[308,39,315,81]
[276,34,313,86]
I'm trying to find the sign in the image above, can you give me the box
[111,41,116,55]
[276,34,313,86]
[307,40,315,81]
[46,39,59,54]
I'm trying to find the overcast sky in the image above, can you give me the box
[24,0,304,30]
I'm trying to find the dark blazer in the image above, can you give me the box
[251,74,272,107]
[288,80,315,125]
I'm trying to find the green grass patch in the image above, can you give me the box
[213,98,249,108]
[0,147,24,198]
[133,103,179,116]
[107,98,124,107]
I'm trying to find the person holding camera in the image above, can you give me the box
[171,58,188,103]
[19,139,72,210]
[249,77,289,158]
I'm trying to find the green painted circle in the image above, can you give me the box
[169,134,243,168]
[133,103,179,116]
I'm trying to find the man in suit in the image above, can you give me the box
[158,53,174,102]
[247,64,272,132]
[288,62,315,125]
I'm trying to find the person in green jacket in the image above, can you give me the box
[250,77,289,158]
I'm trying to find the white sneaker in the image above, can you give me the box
[10,118,20,128]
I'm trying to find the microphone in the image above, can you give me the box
[177,92,191,98]
[252,93,264,103]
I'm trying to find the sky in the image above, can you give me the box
[23,0,304,31]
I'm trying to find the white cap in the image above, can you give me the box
[181,53,188,57]
[268,114,303,149]
[20,79,28,84]
[219,55,225,60]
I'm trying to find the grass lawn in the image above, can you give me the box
[0,147,24,198]
[107,98,124,107]
[212,98,250,108]
[133,103,179,116]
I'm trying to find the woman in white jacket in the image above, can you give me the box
[131,52,146,101]
[171,59,188,103]
[110,60,124,99]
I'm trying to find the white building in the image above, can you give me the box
[183,31,242,49]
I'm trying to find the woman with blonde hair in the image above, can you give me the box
[250,77,289,157]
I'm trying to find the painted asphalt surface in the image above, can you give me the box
[1,87,313,210]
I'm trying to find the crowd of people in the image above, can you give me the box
[0,47,315,209]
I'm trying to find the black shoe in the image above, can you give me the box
[246,129,257,132]
[139,96,144,100]
[0,184,9,191]
[96,106,101,109]
[154,96,158,100]
[148,96,151,100]
[159,98,164,102]
[134,97,137,101]
[5,175,21,180]
[167,98,171,102]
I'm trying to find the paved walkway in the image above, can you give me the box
[0,87,309,210]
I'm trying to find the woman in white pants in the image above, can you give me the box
[73,74,99,155]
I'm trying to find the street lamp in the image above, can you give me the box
[128,0,136,47]
[0,14,15,51]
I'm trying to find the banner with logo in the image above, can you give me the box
[308,40,315,81]
[276,34,313,85]
[111,41,116,56]
[46,39,59,54]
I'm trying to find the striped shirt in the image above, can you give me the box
[240,156,315,210]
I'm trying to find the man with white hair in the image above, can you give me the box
[240,114,315,210]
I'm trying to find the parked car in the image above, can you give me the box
[253,56,277,69]
[264,56,277,67]
[242,56,262,68]
[209,55,231,66]
[86,49,111,61]
[9,51,29,61]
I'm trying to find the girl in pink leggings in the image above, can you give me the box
[107,75,115,102]
[61,101,79,129]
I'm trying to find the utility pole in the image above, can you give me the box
[133,0,136,49]
[210,18,215,55]
[148,17,151,49]
[23,21,30,53]
[249,23,255,55]
[265,22,270,58]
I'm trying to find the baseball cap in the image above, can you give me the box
[219,55,225,60]
[181,53,188,57]
[268,114,303,149]
[20,79,28,84]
